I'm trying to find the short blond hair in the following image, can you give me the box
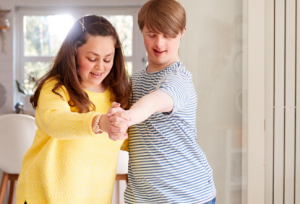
[138,0,186,38]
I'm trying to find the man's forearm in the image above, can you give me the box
[127,91,174,126]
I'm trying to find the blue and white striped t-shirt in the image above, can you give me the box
[125,61,216,204]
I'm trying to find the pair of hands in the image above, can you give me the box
[101,102,131,141]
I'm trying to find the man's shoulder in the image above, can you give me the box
[132,69,146,78]
[173,61,192,78]
[163,62,193,83]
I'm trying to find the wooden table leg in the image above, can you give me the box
[0,173,9,204]
[8,180,15,204]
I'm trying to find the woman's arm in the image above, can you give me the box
[37,81,129,140]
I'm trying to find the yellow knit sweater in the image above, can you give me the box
[16,79,124,204]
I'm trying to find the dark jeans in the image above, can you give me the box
[204,197,216,204]
[27,198,216,204]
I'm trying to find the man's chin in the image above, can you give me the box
[149,58,169,66]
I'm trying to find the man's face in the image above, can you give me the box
[142,26,186,70]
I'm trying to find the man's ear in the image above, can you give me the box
[180,27,187,38]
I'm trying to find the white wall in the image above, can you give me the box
[179,0,247,203]
[0,1,147,203]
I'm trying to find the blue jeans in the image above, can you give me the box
[204,197,216,204]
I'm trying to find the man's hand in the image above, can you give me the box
[102,102,131,141]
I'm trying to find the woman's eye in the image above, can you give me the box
[104,60,111,63]
[88,58,96,62]
[164,35,169,38]
[149,35,155,37]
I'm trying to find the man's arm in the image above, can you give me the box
[126,91,174,126]
[108,71,192,128]
[107,91,174,127]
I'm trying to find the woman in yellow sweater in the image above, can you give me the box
[16,15,131,204]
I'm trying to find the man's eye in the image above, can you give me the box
[149,35,155,37]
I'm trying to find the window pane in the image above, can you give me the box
[125,61,132,76]
[103,15,133,57]
[24,62,50,94]
[24,15,75,56]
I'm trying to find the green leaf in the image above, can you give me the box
[16,80,28,95]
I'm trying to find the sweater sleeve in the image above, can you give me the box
[36,79,100,140]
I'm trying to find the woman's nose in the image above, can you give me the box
[95,61,104,71]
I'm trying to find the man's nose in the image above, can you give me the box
[154,36,165,48]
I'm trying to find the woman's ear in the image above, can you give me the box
[74,41,80,55]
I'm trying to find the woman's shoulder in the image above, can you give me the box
[43,76,60,88]
[41,76,68,97]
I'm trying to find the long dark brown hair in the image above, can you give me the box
[31,15,132,112]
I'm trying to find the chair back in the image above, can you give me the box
[116,150,129,174]
[0,114,36,174]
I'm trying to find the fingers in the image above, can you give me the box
[111,121,128,129]
[108,131,128,141]
[109,115,130,125]
[111,112,131,121]
[107,107,125,117]
[108,120,128,141]
[109,122,128,138]
[106,104,131,142]
[111,102,120,108]
[107,102,120,116]
[110,125,127,134]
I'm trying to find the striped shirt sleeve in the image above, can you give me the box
[156,71,192,114]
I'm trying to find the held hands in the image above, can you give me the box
[100,102,131,141]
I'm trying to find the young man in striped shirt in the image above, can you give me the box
[110,0,217,203]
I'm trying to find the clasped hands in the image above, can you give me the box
[100,102,131,141]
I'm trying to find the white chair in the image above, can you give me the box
[0,114,36,204]
[115,150,129,183]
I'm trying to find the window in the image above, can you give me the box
[16,7,145,99]
[22,15,75,94]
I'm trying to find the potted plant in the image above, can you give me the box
[16,78,36,116]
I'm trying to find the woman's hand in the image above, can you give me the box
[101,102,131,141]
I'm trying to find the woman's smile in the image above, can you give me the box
[90,72,103,78]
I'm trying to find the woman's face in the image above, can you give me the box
[77,35,115,93]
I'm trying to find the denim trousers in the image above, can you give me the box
[26,198,216,204]
[204,197,216,204]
